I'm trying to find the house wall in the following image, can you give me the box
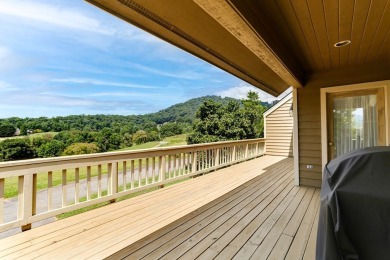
[265,97,293,157]
[297,65,390,188]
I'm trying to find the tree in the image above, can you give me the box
[121,133,133,148]
[159,122,183,137]
[62,143,99,156]
[95,128,121,152]
[37,140,66,158]
[132,130,148,145]
[0,124,16,137]
[187,92,265,144]
[0,138,36,161]
[242,91,266,137]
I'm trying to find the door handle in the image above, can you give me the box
[329,142,333,146]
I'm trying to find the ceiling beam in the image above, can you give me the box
[194,0,303,88]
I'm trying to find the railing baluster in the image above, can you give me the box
[17,176,24,220]
[87,166,91,201]
[32,174,37,216]
[178,153,182,176]
[131,160,135,189]
[62,169,67,207]
[192,152,197,173]
[145,158,149,185]
[97,165,102,197]
[173,155,177,177]
[112,162,118,195]
[123,161,127,191]
[167,155,171,179]
[0,178,4,224]
[48,171,53,210]
[152,157,156,183]
[107,163,112,194]
[160,156,166,182]
[138,159,142,187]
[75,168,80,203]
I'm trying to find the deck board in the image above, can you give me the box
[0,155,314,259]
[118,157,320,260]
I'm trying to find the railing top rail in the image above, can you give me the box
[0,138,265,172]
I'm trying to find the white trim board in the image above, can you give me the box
[293,88,299,186]
[320,80,390,171]
[263,92,293,117]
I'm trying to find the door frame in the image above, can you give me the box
[320,80,390,170]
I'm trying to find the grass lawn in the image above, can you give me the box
[0,132,58,142]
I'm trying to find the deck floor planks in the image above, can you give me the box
[162,175,294,259]
[0,155,291,259]
[285,189,321,259]
[2,159,264,259]
[0,156,321,259]
[116,157,320,260]
[0,159,263,255]
[121,158,292,259]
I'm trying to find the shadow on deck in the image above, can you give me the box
[0,156,320,259]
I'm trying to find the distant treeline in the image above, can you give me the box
[0,95,273,161]
[0,96,245,136]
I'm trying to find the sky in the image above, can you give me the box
[0,0,287,118]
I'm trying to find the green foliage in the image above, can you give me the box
[159,122,183,138]
[0,138,36,161]
[63,143,100,156]
[95,128,121,152]
[0,124,16,137]
[37,140,66,158]
[132,130,148,145]
[0,94,272,160]
[121,133,133,148]
[187,92,266,144]
[148,130,160,142]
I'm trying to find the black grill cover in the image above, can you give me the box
[316,147,390,260]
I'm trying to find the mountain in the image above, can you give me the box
[145,95,239,124]
[0,95,273,135]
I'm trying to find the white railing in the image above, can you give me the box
[0,138,265,233]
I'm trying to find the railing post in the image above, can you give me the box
[215,148,220,167]
[245,143,249,158]
[19,174,35,232]
[192,151,197,173]
[62,170,67,207]
[256,142,259,155]
[159,156,166,188]
[0,178,4,224]
[109,162,118,203]
[232,146,236,162]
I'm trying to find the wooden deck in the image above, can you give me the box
[0,156,320,259]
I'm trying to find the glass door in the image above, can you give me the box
[327,88,385,160]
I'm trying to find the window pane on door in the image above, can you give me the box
[333,94,378,157]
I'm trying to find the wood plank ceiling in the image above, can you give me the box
[230,0,390,74]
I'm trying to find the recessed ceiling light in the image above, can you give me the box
[334,40,351,47]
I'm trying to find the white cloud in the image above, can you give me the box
[127,63,206,80]
[90,91,163,98]
[0,1,112,34]
[216,83,278,103]
[0,81,20,91]
[0,46,10,59]
[52,78,158,89]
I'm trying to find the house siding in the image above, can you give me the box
[265,97,293,157]
[297,86,322,187]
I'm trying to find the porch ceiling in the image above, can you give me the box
[87,0,390,95]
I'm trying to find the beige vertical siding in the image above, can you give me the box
[265,97,293,157]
